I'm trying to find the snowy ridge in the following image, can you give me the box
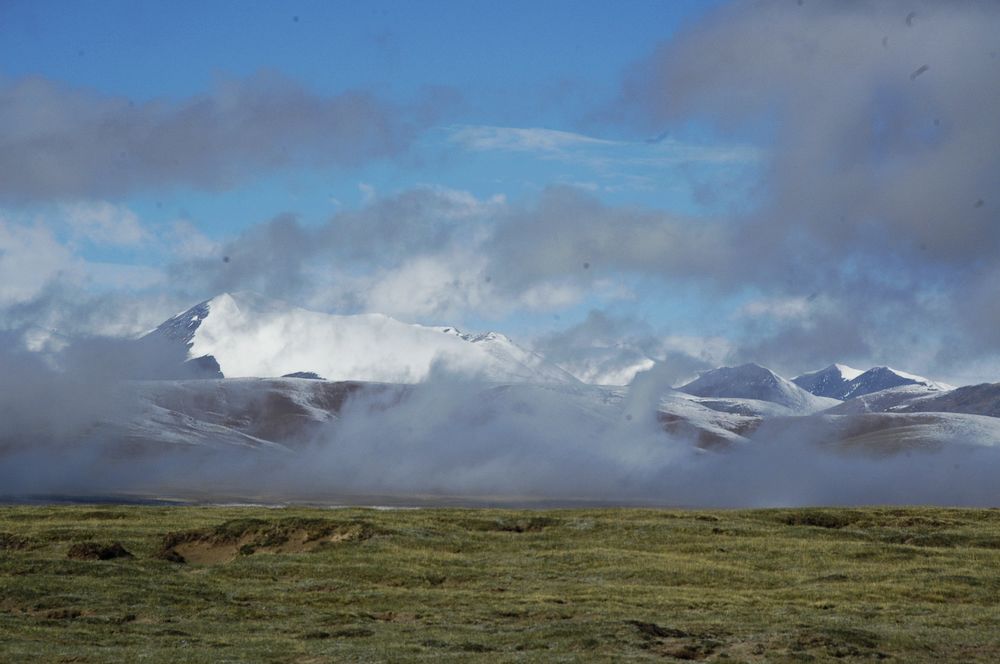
[794,364,953,400]
[656,391,761,448]
[883,367,954,392]
[833,363,864,381]
[823,384,942,415]
[436,326,581,384]
[842,366,952,399]
[792,364,864,399]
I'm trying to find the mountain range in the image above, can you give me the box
[11,292,1000,467]
[791,363,953,400]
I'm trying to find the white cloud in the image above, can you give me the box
[738,296,816,321]
[169,220,219,260]
[84,261,164,290]
[0,220,77,305]
[448,125,620,153]
[656,335,732,366]
[358,182,376,203]
[363,253,488,321]
[63,201,148,246]
[0,214,164,312]
[447,124,761,166]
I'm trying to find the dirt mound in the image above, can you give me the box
[779,509,864,529]
[461,516,560,533]
[625,620,690,639]
[157,517,375,564]
[66,541,134,560]
[625,620,720,660]
[0,532,30,550]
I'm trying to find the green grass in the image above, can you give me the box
[1,505,999,662]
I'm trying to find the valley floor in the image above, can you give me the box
[1,505,999,662]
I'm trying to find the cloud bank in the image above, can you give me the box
[616,0,1000,377]
[0,72,425,201]
[2,346,999,507]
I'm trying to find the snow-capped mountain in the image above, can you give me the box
[794,364,953,400]
[678,363,838,414]
[436,327,580,384]
[107,374,1000,459]
[842,367,953,399]
[792,364,864,399]
[142,292,579,385]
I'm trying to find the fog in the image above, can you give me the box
[0,73,430,201]
[2,334,998,507]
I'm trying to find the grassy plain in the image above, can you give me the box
[1,505,999,662]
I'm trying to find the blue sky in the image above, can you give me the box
[2,0,998,384]
[2,1,718,103]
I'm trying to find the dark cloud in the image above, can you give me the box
[170,187,491,304]
[486,186,729,291]
[154,176,765,343]
[533,310,718,386]
[617,0,1000,374]
[0,73,431,201]
[624,0,1000,265]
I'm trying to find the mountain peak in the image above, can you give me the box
[832,363,864,380]
[679,363,832,412]
[792,363,864,398]
[437,326,513,345]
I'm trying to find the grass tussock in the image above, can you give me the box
[0,504,999,662]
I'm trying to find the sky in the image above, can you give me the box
[2,0,999,385]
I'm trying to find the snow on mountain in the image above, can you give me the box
[123,377,382,448]
[541,345,656,386]
[78,377,404,456]
[656,391,760,449]
[122,376,759,455]
[841,366,952,399]
[822,411,1000,452]
[435,327,580,384]
[794,364,953,400]
[98,377,631,453]
[143,292,579,385]
[823,384,942,415]
[792,364,864,399]
[678,363,839,414]
[745,410,1000,457]
[891,382,1000,418]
